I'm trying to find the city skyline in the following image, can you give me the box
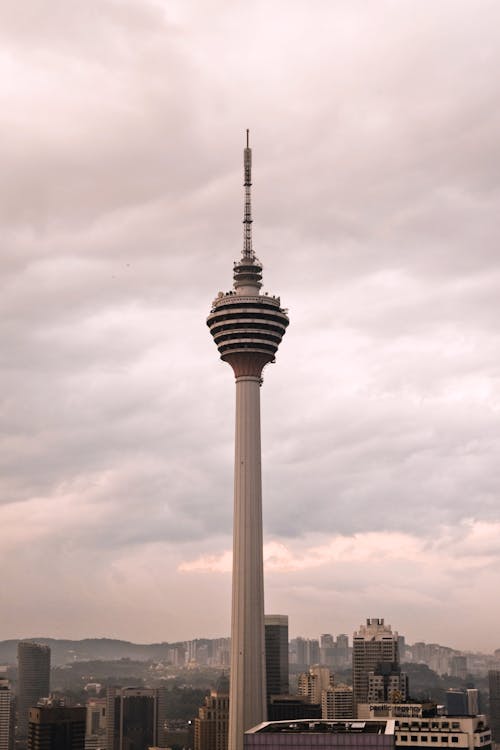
[2,0,500,651]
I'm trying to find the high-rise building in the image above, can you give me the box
[290,639,320,668]
[194,675,229,750]
[28,706,85,750]
[445,689,480,717]
[321,685,354,720]
[450,656,467,680]
[320,636,335,667]
[207,132,289,750]
[352,619,404,714]
[85,698,107,750]
[0,679,14,750]
[367,667,408,703]
[298,666,333,705]
[488,671,500,742]
[17,642,51,738]
[105,687,167,750]
[335,635,350,669]
[264,616,289,701]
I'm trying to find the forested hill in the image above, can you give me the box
[0,638,188,665]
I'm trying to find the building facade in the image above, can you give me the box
[393,713,491,750]
[488,671,500,742]
[244,715,492,750]
[85,698,107,750]
[322,686,354,720]
[194,676,229,750]
[105,687,166,750]
[0,680,14,750]
[28,706,85,750]
[353,620,406,714]
[367,669,408,704]
[17,642,51,738]
[265,616,289,702]
[245,719,396,750]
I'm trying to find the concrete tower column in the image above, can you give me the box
[230,375,266,750]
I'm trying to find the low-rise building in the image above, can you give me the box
[393,714,491,750]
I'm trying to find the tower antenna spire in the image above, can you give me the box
[243,129,253,259]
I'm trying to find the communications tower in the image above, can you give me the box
[207,132,289,750]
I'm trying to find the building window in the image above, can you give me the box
[442,738,448,743]
[411,737,418,742]
[431,738,438,743]
[422,737,428,742]
[451,739,458,744]
[400,736,408,742]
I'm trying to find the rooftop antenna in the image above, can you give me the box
[243,129,253,259]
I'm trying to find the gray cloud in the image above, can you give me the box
[1,0,500,649]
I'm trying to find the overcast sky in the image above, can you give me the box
[1,0,500,652]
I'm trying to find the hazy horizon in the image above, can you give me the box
[2,0,500,652]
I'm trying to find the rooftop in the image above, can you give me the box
[247,721,395,736]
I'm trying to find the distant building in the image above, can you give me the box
[105,687,167,750]
[445,690,479,717]
[298,666,332,705]
[85,698,106,750]
[28,706,85,750]
[335,635,350,669]
[488,671,500,742]
[17,642,51,738]
[0,679,14,750]
[210,639,231,668]
[320,635,335,667]
[291,639,320,668]
[265,616,289,701]
[194,675,229,750]
[353,620,406,714]
[367,665,408,703]
[450,656,467,680]
[321,685,354,720]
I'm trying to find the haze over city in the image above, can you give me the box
[2,0,500,650]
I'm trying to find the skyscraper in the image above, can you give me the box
[321,685,354,720]
[28,706,85,750]
[0,679,14,750]
[264,615,289,701]
[17,642,51,738]
[85,698,107,750]
[298,667,333,706]
[105,687,167,750]
[488,671,500,742]
[207,132,289,750]
[352,619,405,714]
[194,675,229,750]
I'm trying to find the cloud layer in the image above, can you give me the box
[1,0,500,650]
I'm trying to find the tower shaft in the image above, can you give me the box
[229,376,267,750]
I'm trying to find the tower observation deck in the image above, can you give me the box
[207,132,289,750]
[207,132,289,378]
